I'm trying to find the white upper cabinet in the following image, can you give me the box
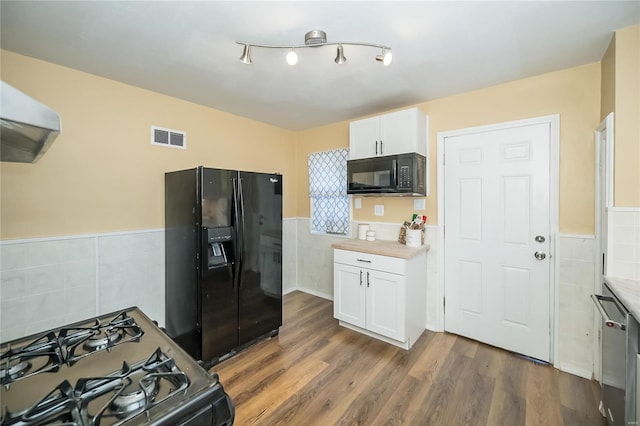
[349,107,427,160]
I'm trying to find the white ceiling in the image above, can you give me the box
[1,1,638,131]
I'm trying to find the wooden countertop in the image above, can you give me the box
[605,276,640,321]
[331,239,430,259]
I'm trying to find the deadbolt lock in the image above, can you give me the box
[535,235,546,243]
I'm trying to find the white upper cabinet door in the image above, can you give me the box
[334,263,366,328]
[379,108,426,157]
[349,116,379,160]
[349,107,427,160]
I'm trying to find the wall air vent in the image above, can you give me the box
[151,126,186,149]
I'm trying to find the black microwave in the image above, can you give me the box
[347,153,426,196]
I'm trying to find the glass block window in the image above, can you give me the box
[308,148,350,235]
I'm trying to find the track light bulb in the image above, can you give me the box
[239,44,252,64]
[286,49,298,66]
[376,49,392,66]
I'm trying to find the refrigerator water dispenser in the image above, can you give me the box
[205,227,232,268]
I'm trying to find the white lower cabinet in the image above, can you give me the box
[333,248,426,349]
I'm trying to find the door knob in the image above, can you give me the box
[534,251,547,260]
[535,235,546,243]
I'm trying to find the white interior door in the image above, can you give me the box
[444,122,551,362]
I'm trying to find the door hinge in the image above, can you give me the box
[442,153,445,166]
[443,297,446,313]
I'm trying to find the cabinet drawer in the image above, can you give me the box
[334,249,405,275]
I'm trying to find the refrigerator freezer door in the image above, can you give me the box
[237,172,283,346]
[165,168,200,358]
[200,168,239,363]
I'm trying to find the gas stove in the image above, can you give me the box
[0,308,234,425]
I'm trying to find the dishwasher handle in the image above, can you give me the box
[591,294,626,330]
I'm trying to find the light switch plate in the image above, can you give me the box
[374,204,384,216]
[414,198,426,210]
[354,198,362,209]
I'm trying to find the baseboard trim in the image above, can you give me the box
[284,286,333,301]
[557,363,593,380]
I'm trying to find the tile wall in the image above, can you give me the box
[0,230,164,342]
[607,208,640,280]
[556,234,597,378]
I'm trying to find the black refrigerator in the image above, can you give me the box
[165,167,283,367]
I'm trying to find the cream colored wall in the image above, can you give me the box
[0,51,297,240]
[600,34,616,121]
[612,25,640,207]
[297,63,601,235]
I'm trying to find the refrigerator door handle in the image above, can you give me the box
[232,177,241,290]
[237,176,246,289]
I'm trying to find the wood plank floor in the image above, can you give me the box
[213,291,604,426]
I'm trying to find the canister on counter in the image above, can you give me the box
[358,224,370,240]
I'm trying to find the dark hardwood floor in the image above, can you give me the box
[213,291,604,425]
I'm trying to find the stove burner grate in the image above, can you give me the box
[83,330,123,352]
[59,311,144,365]
[0,332,62,386]
[2,348,191,426]
[0,360,31,383]
[110,375,159,417]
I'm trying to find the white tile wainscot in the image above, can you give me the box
[556,234,597,379]
[607,208,640,280]
[282,218,298,295]
[0,229,165,342]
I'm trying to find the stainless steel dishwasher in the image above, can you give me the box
[592,282,638,426]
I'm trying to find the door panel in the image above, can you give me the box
[367,270,405,341]
[238,172,283,345]
[349,117,378,159]
[334,264,366,328]
[444,123,551,361]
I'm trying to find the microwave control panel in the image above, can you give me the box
[398,164,411,188]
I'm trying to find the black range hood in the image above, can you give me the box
[0,81,61,163]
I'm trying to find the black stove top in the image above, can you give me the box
[0,308,234,426]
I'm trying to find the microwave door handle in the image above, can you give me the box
[392,159,398,187]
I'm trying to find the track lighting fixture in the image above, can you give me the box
[334,45,347,65]
[239,44,252,64]
[237,29,392,66]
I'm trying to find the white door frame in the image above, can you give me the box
[436,114,560,364]
[593,112,615,381]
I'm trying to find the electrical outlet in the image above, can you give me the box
[374,204,384,216]
[354,198,362,209]
[414,198,426,210]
